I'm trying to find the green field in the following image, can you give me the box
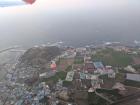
[41,65,72,85]
[92,48,133,67]
[124,80,140,87]
[41,71,67,84]
[74,58,84,64]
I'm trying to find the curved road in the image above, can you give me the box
[0,47,19,54]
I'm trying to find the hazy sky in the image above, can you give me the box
[0,0,140,48]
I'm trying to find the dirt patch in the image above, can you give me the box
[58,58,74,71]
[133,57,140,65]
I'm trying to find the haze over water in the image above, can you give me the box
[0,0,140,48]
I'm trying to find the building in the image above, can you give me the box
[93,62,104,70]
[84,62,95,73]
[126,73,140,82]
[84,56,91,63]
[124,65,136,73]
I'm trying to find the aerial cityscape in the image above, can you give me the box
[0,42,140,105]
[0,0,140,105]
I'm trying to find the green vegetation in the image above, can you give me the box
[99,74,108,79]
[88,92,109,105]
[74,58,84,64]
[41,64,72,86]
[65,65,72,71]
[92,48,133,67]
[63,80,73,87]
[115,73,125,82]
[57,58,74,71]
[99,73,125,82]
[42,71,67,84]
[56,58,61,65]
[124,80,140,87]
[42,65,72,84]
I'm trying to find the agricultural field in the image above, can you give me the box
[57,58,74,71]
[74,58,84,64]
[92,48,134,67]
[99,73,126,89]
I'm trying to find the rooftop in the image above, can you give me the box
[93,62,104,69]
[126,73,140,82]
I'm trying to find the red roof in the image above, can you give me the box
[84,63,95,71]
[23,0,36,4]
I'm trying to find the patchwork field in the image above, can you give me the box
[92,48,137,67]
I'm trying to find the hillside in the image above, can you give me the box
[18,46,61,69]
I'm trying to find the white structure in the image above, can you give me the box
[126,73,140,82]
[124,65,136,73]
[65,71,75,81]
[107,69,116,78]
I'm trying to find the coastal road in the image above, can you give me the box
[0,46,19,54]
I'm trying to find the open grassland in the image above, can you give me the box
[92,48,133,67]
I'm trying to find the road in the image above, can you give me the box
[0,46,19,54]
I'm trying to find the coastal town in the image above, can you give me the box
[0,43,140,105]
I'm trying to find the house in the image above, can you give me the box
[73,64,84,71]
[84,56,91,63]
[76,47,86,54]
[93,62,104,70]
[107,69,116,78]
[84,62,95,73]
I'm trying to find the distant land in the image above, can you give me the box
[0,40,140,50]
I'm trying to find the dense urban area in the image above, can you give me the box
[0,42,140,105]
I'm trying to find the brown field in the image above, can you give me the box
[57,58,74,71]
[133,57,140,65]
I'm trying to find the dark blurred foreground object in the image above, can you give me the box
[0,0,36,7]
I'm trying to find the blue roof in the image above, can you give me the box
[93,62,104,69]
[0,0,26,7]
